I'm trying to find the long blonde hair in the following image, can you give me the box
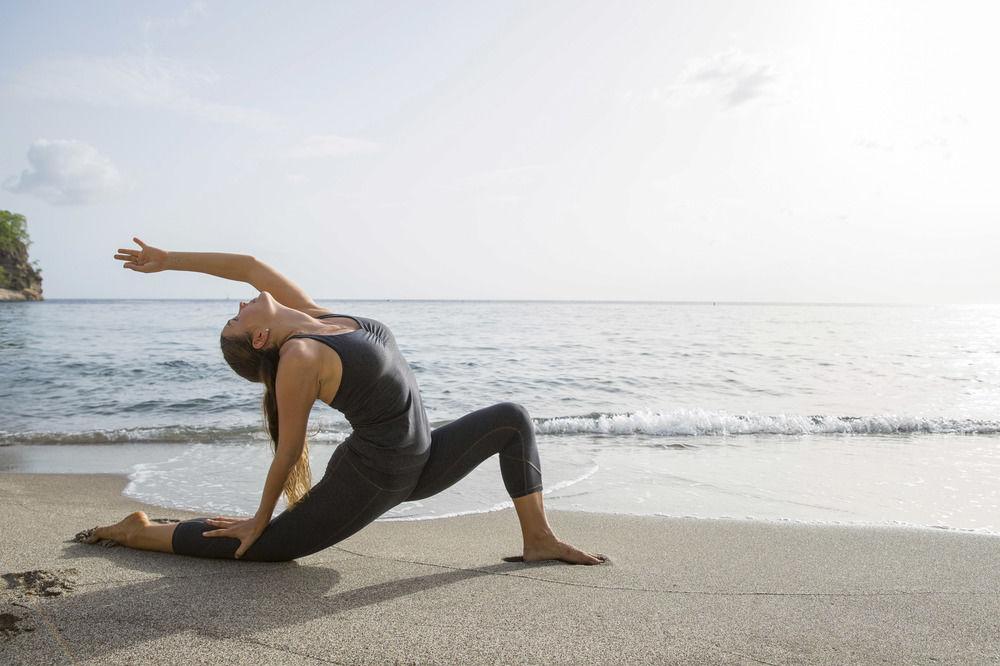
[220,332,312,506]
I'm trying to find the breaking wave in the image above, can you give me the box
[533,410,1000,436]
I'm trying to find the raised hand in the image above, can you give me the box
[114,237,168,273]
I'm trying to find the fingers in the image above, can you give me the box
[115,247,141,266]
[133,237,148,249]
[205,518,241,527]
[202,529,249,558]
[117,244,144,270]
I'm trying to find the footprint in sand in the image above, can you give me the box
[1,569,78,598]
[0,611,36,641]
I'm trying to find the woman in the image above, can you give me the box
[86,238,607,565]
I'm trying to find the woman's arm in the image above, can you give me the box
[115,237,326,314]
[252,347,320,521]
[203,345,320,557]
[115,238,253,280]
[166,251,255,282]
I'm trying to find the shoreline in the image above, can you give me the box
[2,471,999,663]
[5,442,999,540]
[124,478,1000,541]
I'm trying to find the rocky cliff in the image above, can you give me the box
[0,210,43,301]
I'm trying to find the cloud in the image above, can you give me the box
[3,139,127,206]
[855,137,895,152]
[6,54,279,131]
[286,134,382,160]
[663,49,780,109]
[141,1,209,38]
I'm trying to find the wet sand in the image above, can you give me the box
[1,472,998,664]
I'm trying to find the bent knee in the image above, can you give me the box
[496,401,534,433]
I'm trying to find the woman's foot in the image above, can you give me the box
[84,511,150,546]
[521,534,608,565]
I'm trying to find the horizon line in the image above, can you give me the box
[23,298,1000,307]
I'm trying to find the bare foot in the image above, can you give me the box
[85,511,150,546]
[520,535,608,565]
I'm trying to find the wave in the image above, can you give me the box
[5,410,1000,445]
[0,423,352,445]
[533,410,1000,436]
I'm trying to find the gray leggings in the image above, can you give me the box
[172,402,543,561]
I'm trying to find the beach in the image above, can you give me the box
[2,472,998,664]
[5,0,999,660]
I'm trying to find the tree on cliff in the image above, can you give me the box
[0,210,43,299]
[0,210,31,250]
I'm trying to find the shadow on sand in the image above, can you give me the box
[13,539,560,660]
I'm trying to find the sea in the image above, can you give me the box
[1,300,998,536]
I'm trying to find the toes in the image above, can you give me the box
[74,528,98,544]
[74,525,126,548]
[566,547,608,565]
[508,545,608,566]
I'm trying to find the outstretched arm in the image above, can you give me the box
[202,345,320,557]
[120,242,254,281]
[114,237,326,315]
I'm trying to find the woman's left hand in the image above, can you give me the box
[203,517,266,559]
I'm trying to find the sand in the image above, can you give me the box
[1,472,998,664]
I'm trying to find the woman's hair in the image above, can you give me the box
[219,332,312,507]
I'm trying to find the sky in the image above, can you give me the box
[1,0,998,302]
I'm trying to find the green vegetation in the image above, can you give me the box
[0,210,31,252]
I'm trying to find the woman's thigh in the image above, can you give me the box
[172,443,413,562]
[405,401,541,502]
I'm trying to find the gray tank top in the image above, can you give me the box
[289,313,431,474]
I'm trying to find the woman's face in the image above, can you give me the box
[221,291,277,348]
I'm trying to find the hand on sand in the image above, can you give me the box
[203,516,265,559]
[114,237,167,273]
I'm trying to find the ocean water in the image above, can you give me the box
[1,300,998,535]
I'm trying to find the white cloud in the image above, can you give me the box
[7,54,279,131]
[287,134,381,160]
[142,1,209,38]
[3,139,127,206]
[855,137,895,153]
[666,49,780,109]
